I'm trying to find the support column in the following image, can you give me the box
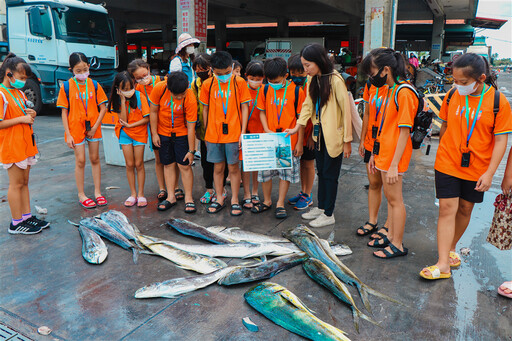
[277,16,289,38]
[363,0,398,56]
[162,24,173,53]
[215,17,227,52]
[430,15,445,60]
[115,20,128,70]
[177,0,208,51]
[349,17,361,57]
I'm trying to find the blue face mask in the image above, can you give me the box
[268,81,284,90]
[291,76,306,85]
[10,78,26,89]
[216,73,232,83]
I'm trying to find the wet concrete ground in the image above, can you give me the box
[1,75,511,341]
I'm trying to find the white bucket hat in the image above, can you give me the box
[175,33,200,54]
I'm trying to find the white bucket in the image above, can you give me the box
[101,125,155,166]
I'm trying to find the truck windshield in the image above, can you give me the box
[52,7,114,46]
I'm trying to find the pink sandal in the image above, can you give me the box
[137,197,148,207]
[498,281,512,298]
[124,196,137,207]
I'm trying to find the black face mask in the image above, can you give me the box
[369,67,387,88]
[197,71,209,81]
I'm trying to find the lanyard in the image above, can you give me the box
[273,81,289,125]
[463,84,486,147]
[73,78,89,117]
[0,84,27,115]
[315,98,321,122]
[217,77,232,120]
[248,85,260,120]
[143,76,156,102]
[168,95,176,128]
[377,84,396,137]
[374,85,392,122]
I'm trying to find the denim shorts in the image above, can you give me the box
[206,142,240,165]
[75,137,102,146]
[118,129,146,148]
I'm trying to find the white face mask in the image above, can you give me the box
[121,89,135,98]
[137,75,151,86]
[247,79,263,88]
[456,81,477,96]
[186,46,195,55]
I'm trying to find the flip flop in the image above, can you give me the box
[175,189,185,201]
[157,190,168,202]
[373,243,408,259]
[79,198,96,209]
[275,207,287,219]
[356,221,378,236]
[207,201,226,214]
[242,198,253,209]
[251,202,271,213]
[124,196,137,207]
[420,265,451,280]
[184,202,197,214]
[95,196,108,207]
[157,200,176,211]
[367,235,390,248]
[498,281,512,298]
[449,251,461,267]
[231,204,243,216]
[137,197,148,208]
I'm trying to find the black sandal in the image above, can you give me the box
[184,202,197,214]
[157,200,176,211]
[275,207,287,219]
[251,195,260,205]
[367,235,390,248]
[370,226,389,240]
[356,221,378,236]
[207,201,225,214]
[175,189,185,201]
[373,243,409,259]
[157,189,168,203]
[242,198,253,210]
[231,204,243,216]
[251,202,271,213]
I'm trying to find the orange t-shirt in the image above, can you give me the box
[199,75,252,143]
[363,82,390,152]
[247,86,263,134]
[435,86,512,181]
[256,82,305,150]
[114,91,150,144]
[56,78,108,143]
[136,75,165,104]
[0,86,38,163]
[149,82,197,137]
[374,83,417,173]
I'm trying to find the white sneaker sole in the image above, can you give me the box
[310,219,335,228]
[8,228,42,235]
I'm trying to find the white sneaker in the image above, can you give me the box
[309,213,335,228]
[302,207,324,220]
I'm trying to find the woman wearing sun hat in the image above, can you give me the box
[169,33,200,87]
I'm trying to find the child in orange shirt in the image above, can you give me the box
[149,71,198,213]
[0,54,49,234]
[128,59,172,203]
[199,51,251,216]
[108,71,150,207]
[362,48,418,259]
[420,53,512,280]
[241,61,264,210]
[252,57,305,219]
[57,52,108,209]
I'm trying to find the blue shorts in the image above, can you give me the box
[206,142,240,165]
[119,129,146,148]
[159,134,190,166]
[75,137,102,146]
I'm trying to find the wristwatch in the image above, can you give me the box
[188,150,196,155]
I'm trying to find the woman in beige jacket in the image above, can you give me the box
[286,43,352,227]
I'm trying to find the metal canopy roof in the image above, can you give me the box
[471,17,508,29]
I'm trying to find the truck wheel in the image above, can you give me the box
[22,78,42,114]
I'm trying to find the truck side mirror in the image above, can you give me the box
[27,6,52,39]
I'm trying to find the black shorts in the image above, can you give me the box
[301,146,316,161]
[158,135,190,166]
[364,149,372,163]
[435,170,484,203]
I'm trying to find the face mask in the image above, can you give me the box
[216,72,232,83]
[121,89,135,98]
[186,46,195,55]
[247,79,263,88]
[268,81,284,90]
[291,76,306,86]
[197,71,209,81]
[75,71,89,82]
[9,77,25,89]
[369,68,387,88]
[455,81,477,96]
[137,75,151,85]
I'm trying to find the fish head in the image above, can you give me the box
[282,224,315,241]
[134,282,161,299]
[86,247,108,264]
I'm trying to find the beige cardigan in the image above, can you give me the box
[297,71,352,158]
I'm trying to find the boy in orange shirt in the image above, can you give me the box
[252,57,305,219]
[150,72,198,213]
[199,52,251,216]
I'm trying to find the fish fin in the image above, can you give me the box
[132,248,140,264]
[258,255,267,262]
[361,283,408,308]
[357,285,373,315]
[139,250,158,256]
[68,220,80,227]
[327,230,335,243]
[277,291,316,315]
[226,227,240,231]
[131,223,141,235]
[356,307,382,329]
[352,308,360,333]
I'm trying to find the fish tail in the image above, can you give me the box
[352,308,360,333]
[361,283,408,307]
[356,307,382,328]
[358,285,373,315]
[132,248,140,264]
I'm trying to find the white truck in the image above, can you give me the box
[251,37,325,62]
[1,0,117,113]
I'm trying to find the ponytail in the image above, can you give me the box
[0,53,32,82]
[361,48,408,84]
[453,53,497,89]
